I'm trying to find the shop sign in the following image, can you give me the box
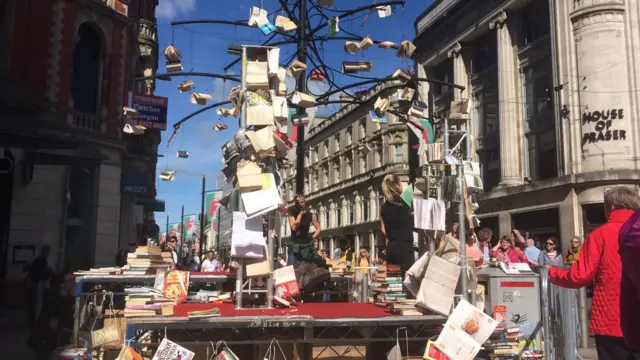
[123,91,169,130]
[121,172,153,195]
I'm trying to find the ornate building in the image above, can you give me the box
[279,81,411,259]
[414,0,640,249]
[0,0,161,294]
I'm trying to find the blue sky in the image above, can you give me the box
[153,0,432,227]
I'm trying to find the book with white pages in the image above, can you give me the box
[240,173,281,218]
[230,211,266,258]
[246,61,269,90]
[499,261,532,275]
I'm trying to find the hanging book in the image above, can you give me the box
[360,36,374,50]
[292,114,310,126]
[272,94,289,125]
[267,48,280,77]
[291,92,316,108]
[377,5,393,18]
[410,100,428,117]
[213,123,228,131]
[256,16,277,35]
[328,17,339,37]
[396,40,417,58]
[342,61,372,73]
[368,110,387,124]
[287,60,307,77]
[374,96,390,115]
[159,171,175,181]
[163,45,181,63]
[318,0,334,6]
[177,80,193,93]
[123,124,145,135]
[392,69,412,82]
[246,61,269,90]
[344,41,361,54]
[190,93,213,105]
[450,99,470,119]
[123,106,139,118]
[246,90,274,126]
[275,15,297,31]
[378,41,397,49]
[176,151,189,159]
[248,6,268,26]
[165,62,183,73]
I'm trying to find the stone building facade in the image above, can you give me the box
[414,0,640,249]
[0,0,161,291]
[279,81,411,259]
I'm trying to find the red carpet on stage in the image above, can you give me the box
[173,302,394,319]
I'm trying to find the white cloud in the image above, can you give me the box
[156,0,197,20]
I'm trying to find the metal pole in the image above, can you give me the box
[294,0,308,194]
[199,175,206,255]
[180,205,185,254]
[458,165,468,302]
[266,211,275,308]
[427,89,436,255]
[165,215,169,240]
[578,287,589,348]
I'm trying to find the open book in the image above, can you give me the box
[499,262,533,275]
[435,299,498,360]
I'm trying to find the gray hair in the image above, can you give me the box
[604,186,640,210]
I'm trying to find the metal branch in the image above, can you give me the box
[308,35,399,49]
[136,72,240,82]
[171,19,294,39]
[309,1,406,37]
[173,101,233,130]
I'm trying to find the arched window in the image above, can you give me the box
[71,24,101,113]
[394,136,404,163]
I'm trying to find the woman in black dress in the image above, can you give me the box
[380,174,415,275]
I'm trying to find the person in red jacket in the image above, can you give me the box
[618,206,640,353]
[546,186,640,360]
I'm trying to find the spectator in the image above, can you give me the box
[565,236,582,264]
[524,238,541,265]
[23,244,52,326]
[380,174,415,276]
[548,186,640,359]
[186,249,201,271]
[319,249,328,260]
[476,228,494,263]
[200,251,219,272]
[490,235,527,263]
[538,237,563,267]
[619,206,640,353]
[163,236,184,270]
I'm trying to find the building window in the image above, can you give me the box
[361,199,369,222]
[359,152,367,174]
[523,66,556,181]
[304,175,309,191]
[348,201,355,225]
[323,141,329,158]
[71,24,101,113]
[522,1,550,46]
[359,119,366,139]
[323,209,330,229]
[375,148,382,168]
[393,136,404,163]
[304,153,309,167]
[333,134,341,152]
[471,32,497,75]
[322,165,329,188]
[336,206,342,227]
[346,127,353,145]
[475,87,500,190]
[333,160,341,184]
[345,155,353,178]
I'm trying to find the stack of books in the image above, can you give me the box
[372,264,407,306]
[123,246,172,275]
[389,299,423,316]
[124,287,175,318]
[73,267,122,276]
[483,327,544,359]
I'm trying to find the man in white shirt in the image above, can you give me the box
[200,251,219,272]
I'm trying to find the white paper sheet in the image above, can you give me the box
[240,174,281,218]
[416,255,460,316]
[231,211,266,258]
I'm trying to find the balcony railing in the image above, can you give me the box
[68,110,107,134]
[138,19,158,44]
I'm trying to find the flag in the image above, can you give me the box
[158,232,166,244]
[286,108,299,143]
[182,215,198,238]
[205,191,223,230]
[168,223,182,244]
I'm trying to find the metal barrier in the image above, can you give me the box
[539,268,581,360]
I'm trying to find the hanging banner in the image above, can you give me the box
[167,223,182,243]
[182,214,198,239]
[206,191,224,229]
[158,232,167,244]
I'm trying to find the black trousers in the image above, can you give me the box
[596,335,640,360]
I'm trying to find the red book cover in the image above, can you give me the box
[163,270,189,303]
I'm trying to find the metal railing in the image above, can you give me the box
[539,268,581,360]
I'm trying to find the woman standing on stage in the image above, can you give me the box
[379,174,415,275]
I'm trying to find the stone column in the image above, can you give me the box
[571,2,633,171]
[447,43,469,101]
[355,233,360,263]
[370,231,376,261]
[330,237,335,257]
[490,11,521,187]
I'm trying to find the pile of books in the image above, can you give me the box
[73,267,122,276]
[372,264,407,306]
[123,246,172,275]
[483,327,544,359]
[124,287,175,318]
[389,299,423,316]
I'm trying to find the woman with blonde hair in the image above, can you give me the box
[379,174,414,275]
[565,236,582,264]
